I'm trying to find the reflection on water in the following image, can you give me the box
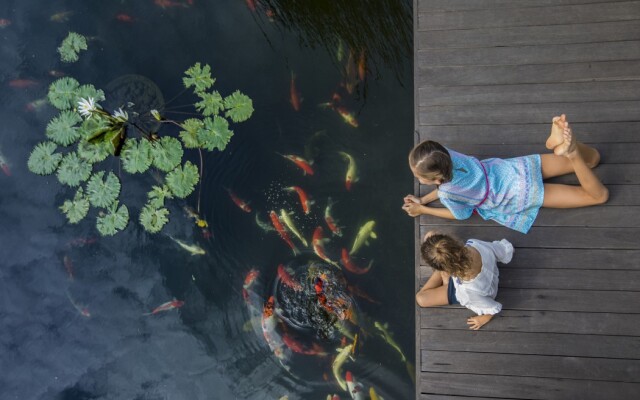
[0,0,413,399]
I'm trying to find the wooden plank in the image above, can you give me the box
[418,225,640,249]
[416,60,640,86]
[420,372,640,399]
[423,143,640,164]
[417,122,640,144]
[418,81,640,107]
[421,350,640,382]
[418,0,631,13]
[418,184,640,207]
[420,330,640,359]
[420,308,640,336]
[418,20,640,49]
[421,395,510,400]
[419,248,640,270]
[418,1,640,31]
[418,267,640,291]
[418,41,640,67]
[418,101,640,125]
[420,207,640,228]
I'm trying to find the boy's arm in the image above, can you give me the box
[467,314,494,330]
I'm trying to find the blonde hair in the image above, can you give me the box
[408,140,453,183]
[421,233,471,278]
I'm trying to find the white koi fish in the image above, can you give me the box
[374,321,406,363]
[169,236,206,256]
[332,344,354,391]
[280,209,308,247]
[338,151,358,191]
[350,221,376,255]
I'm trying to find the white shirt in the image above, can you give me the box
[452,239,514,315]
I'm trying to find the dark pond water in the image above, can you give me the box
[0,0,414,398]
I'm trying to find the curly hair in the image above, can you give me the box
[421,233,471,278]
[408,140,453,183]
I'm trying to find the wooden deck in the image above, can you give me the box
[414,1,640,398]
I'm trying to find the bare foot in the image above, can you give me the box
[546,114,566,150]
[553,121,577,157]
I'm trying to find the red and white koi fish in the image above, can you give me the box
[345,371,366,400]
[282,333,327,356]
[8,79,38,89]
[277,264,302,291]
[278,153,314,175]
[326,395,341,400]
[0,151,11,176]
[0,18,11,28]
[25,98,48,112]
[338,152,358,191]
[261,296,291,369]
[242,268,260,303]
[66,291,90,318]
[270,211,299,256]
[63,255,74,281]
[290,72,302,111]
[340,249,373,275]
[324,198,342,236]
[312,227,340,268]
[284,186,313,215]
[226,188,252,212]
[145,299,185,315]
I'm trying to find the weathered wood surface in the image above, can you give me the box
[415,0,640,398]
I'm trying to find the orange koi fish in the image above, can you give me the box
[336,106,358,128]
[340,248,372,275]
[66,291,90,318]
[261,296,291,368]
[116,13,134,23]
[282,333,327,356]
[154,0,188,8]
[279,153,314,175]
[0,19,11,28]
[357,50,367,82]
[8,79,38,89]
[145,299,185,315]
[245,0,256,12]
[226,188,251,212]
[312,227,339,268]
[290,72,302,111]
[63,255,74,281]
[277,264,302,291]
[242,268,260,303]
[269,211,299,256]
[324,198,342,236]
[284,186,313,215]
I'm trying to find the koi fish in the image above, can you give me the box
[279,209,308,247]
[278,153,314,175]
[226,188,251,212]
[282,333,326,356]
[0,151,11,176]
[66,237,98,248]
[242,268,260,303]
[25,98,48,112]
[63,255,74,281]
[245,0,256,12]
[369,387,381,400]
[338,151,358,191]
[350,220,376,255]
[290,72,302,111]
[340,249,373,275]
[169,236,206,256]
[374,321,406,362]
[332,344,354,391]
[261,296,291,369]
[336,40,345,62]
[48,70,66,78]
[324,198,342,236]
[277,264,302,291]
[255,212,275,232]
[66,291,90,318]
[326,395,341,400]
[154,0,189,8]
[146,299,185,315]
[8,79,38,89]
[312,227,340,268]
[357,50,367,82]
[116,13,134,23]
[336,106,358,128]
[269,211,299,256]
[284,186,313,215]
[344,51,358,94]
[50,11,74,23]
[345,371,366,400]
[0,19,11,28]
[347,284,379,304]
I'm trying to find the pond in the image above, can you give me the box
[0,0,414,398]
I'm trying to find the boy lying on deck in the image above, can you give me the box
[416,231,513,330]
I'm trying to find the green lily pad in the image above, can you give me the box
[150,136,183,172]
[46,110,83,146]
[139,204,170,234]
[27,141,63,175]
[56,152,92,187]
[165,161,199,198]
[96,202,129,236]
[121,138,153,174]
[224,90,254,123]
[86,171,121,208]
[60,187,90,224]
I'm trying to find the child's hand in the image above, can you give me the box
[467,314,493,330]
[402,202,425,217]
[404,194,422,204]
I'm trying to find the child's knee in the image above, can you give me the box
[592,187,609,205]
[416,292,432,308]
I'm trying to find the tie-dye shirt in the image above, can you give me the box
[437,149,544,233]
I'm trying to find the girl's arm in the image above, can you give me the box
[467,314,494,330]
[402,202,457,219]
[421,189,439,204]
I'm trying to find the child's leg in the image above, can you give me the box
[542,126,609,208]
[416,271,450,307]
[540,142,600,179]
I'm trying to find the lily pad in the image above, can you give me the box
[224,90,254,123]
[60,187,90,224]
[139,204,170,233]
[179,119,203,149]
[165,161,199,198]
[96,202,129,236]
[48,77,80,110]
[197,116,233,152]
[183,63,215,93]
[56,152,92,187]
[58,32,87,63]
[151,136,183,172]
[86,171,121,208]
[121,138,153,174]
[27,141,63,175]
[46,110,83,146]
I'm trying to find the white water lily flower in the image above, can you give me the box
[150,109,161,121]
[113,108,129,122]
[77,97,97,118]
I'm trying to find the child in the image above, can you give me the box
[416,231,513,330]
[402,115,609,233]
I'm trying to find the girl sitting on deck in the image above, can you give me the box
[416,231,513,330]
[402,115,609,233]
